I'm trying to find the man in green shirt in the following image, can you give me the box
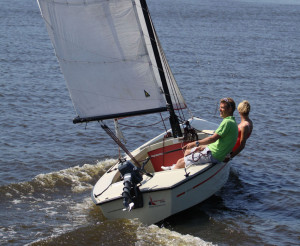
[162,98,238,170]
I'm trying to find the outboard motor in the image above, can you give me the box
[118,160,143,211]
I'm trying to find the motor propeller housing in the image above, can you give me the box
[118,160,143,210]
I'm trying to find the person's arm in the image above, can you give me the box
[231,125,249,158]
[183,133,220,151]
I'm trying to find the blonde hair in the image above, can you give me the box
[238,100,251,116]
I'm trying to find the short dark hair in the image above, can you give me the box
[220,97,236,113]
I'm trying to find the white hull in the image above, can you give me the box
[92,118,229,224]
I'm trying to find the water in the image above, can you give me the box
[1,0,299,245]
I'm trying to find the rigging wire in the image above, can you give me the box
[159,113,168,133]
[143,3,191,125]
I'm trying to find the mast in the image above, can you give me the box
[139,0,182,138]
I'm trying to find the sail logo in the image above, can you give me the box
[148,196,166,207]
[144,90,150,97]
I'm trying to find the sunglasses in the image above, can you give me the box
[221,98,233,108]
[222,98,229,102]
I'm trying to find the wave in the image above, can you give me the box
[0,159,116,201]
[29,218,215,246]
[136,223,216,246]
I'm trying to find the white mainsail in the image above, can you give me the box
[37,0,186,122]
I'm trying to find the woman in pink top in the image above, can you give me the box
[227,100,253,161]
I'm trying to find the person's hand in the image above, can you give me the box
[182,142,195,150]
[223,153,233,162]
[194,146,205,152]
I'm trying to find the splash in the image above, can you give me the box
[136,223,216,246]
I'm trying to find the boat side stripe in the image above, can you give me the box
[192,162,228,189]
[176,192,186,197]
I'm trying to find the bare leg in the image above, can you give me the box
[184,148,192,156]
[173,157,186,169]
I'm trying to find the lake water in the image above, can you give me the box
[1,0,299,245]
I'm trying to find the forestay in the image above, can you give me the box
[37,0,186,122]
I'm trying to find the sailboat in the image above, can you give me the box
[37,0,231,224]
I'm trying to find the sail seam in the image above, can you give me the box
[41,0,114,6]
[57,56,151,64]
[70,88,165,101]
